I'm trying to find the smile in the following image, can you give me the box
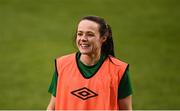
[80,44,90,48]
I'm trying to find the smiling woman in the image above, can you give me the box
[47,15,133,110]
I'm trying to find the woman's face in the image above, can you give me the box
[76,20,105,56]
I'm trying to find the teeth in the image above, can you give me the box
[81,44,89,47]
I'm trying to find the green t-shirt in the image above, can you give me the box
[48,52,133,99]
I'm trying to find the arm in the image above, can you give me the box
[47,95,56,110]
[47,71,58,110]
[119,95,132,110]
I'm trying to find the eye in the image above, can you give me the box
[86,32,95,37]
[77,32,83,36]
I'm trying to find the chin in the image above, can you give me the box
[79,50,91,55]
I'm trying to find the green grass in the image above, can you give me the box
[0,0,179,109]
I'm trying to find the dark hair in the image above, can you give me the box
[74,15,115,57]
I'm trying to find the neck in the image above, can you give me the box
[80,51,101,66]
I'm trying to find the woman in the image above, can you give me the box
[47,15,133,110]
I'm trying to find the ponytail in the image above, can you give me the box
[101,24,115,57]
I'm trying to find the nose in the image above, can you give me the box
[81,34,88,42]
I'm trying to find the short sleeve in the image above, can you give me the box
[48,71,58,97]
[118,67,133,99]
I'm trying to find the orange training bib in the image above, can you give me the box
[55,53,128,110]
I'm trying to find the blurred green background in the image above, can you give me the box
[0,0,179,109]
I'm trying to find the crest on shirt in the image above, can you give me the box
[71,87,98,100]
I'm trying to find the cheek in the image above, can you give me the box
[76,37,79,45]
[92,40,102,49]
[96,38,103,45]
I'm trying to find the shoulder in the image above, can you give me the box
[55,53,77,73]
[108,55,128,67]
[55,53,76,69]
[56,53,76,62]
[108,56,129,80]
[108,55,129,75]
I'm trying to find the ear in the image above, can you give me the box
[101,36,107,43]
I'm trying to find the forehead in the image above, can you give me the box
[77,20,99,32]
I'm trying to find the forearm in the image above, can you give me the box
[119,95,132,110]
[47,95,56,110]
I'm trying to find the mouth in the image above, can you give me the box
[80,44,90,49]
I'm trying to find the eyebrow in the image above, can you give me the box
[77,30,95,34]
